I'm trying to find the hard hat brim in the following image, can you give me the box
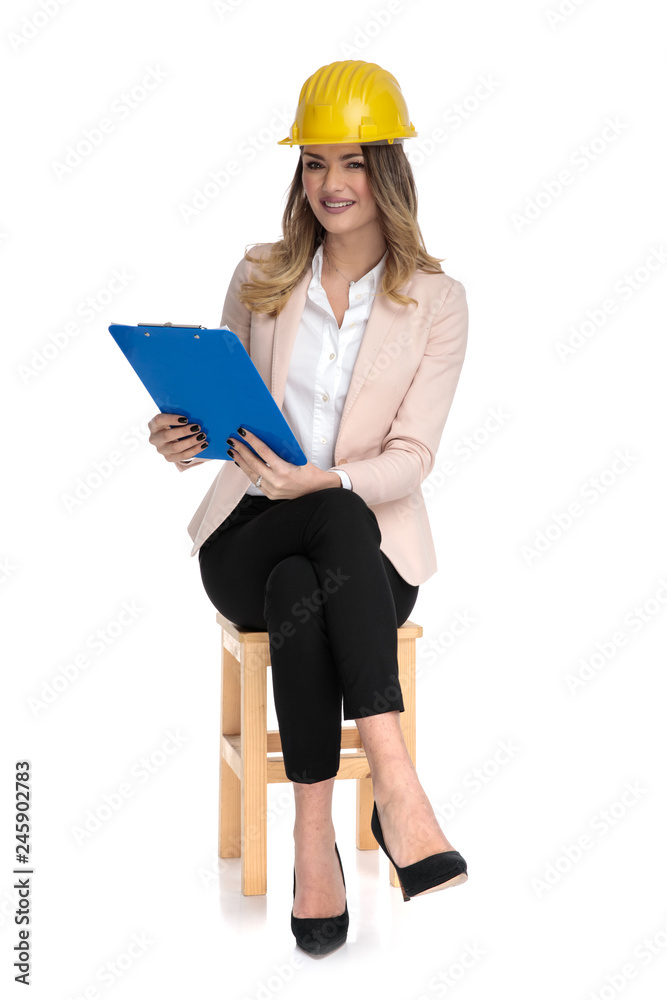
[277,133,415,146]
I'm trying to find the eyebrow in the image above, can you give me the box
[302,152,364,161]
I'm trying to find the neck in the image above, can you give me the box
[322,228,387,281]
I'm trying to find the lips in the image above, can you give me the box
[320,199,356,214]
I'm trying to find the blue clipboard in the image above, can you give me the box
[107,322,307,464]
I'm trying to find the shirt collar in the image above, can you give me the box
[312,242,388,293]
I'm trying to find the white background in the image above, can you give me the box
[2,0,666,997]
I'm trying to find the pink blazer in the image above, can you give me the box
[177,243,468,586]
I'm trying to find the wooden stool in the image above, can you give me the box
[216,612,423,895]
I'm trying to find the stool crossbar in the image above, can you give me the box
[216,612,423,895]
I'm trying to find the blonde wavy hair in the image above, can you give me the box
[237,143,444,316]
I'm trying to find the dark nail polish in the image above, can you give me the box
[233,460,240,467]
[237,427,246,437]
[200,442,208,449]
[196,433,205,441]
[226,438,234,446]
[177,416,188,423]
[190,424,200,432]
[226,449,234,458]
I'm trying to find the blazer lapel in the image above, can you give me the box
[337,275,414,435]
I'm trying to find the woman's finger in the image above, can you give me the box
[228,437,258,477]
[149,416,208,461]
[167,429,208,459]
[148,412,189,433]
[234,427,274,468]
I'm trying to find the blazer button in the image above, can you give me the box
[338,459,348,465]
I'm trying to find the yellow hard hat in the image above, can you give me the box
[277,60,418,146]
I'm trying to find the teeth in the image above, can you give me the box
[324,201,354,207]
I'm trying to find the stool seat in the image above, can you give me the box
[216,612,422,895]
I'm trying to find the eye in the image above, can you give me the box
[303,160,365,170]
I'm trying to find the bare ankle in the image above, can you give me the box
[293,821,335,839]
[373,763,421,805]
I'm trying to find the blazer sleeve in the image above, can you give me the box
[329,278,468,505]
[174,254,253,472]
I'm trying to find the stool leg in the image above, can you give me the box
[241,640,269,896]
[219,642,241,858]
[389,635,417,888]
[356,768,378,850]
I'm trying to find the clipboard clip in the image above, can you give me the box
[137,322,206,329]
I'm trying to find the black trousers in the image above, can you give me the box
[198,487,419,783]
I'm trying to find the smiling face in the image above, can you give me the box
[301,144,380,239]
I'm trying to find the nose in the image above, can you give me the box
[321,164,347,195]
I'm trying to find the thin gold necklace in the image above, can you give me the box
[323,242,385,287]
[323,245,355,286]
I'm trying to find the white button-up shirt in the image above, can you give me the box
[244,241,387,496]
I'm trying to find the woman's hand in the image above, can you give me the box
[148,412,208,463]
[228,427,340,499]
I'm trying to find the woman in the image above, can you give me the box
[148,60,469,956]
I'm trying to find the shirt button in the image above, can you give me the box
[320,436,327,444]
[329,353,335,360]
[322,394,329,402]
[355,294,362,300]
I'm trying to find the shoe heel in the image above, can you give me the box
[371,800,468,901]
[372,801,410,901]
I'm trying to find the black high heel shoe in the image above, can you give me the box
[371,801,468,902]
[291,842,349,956]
